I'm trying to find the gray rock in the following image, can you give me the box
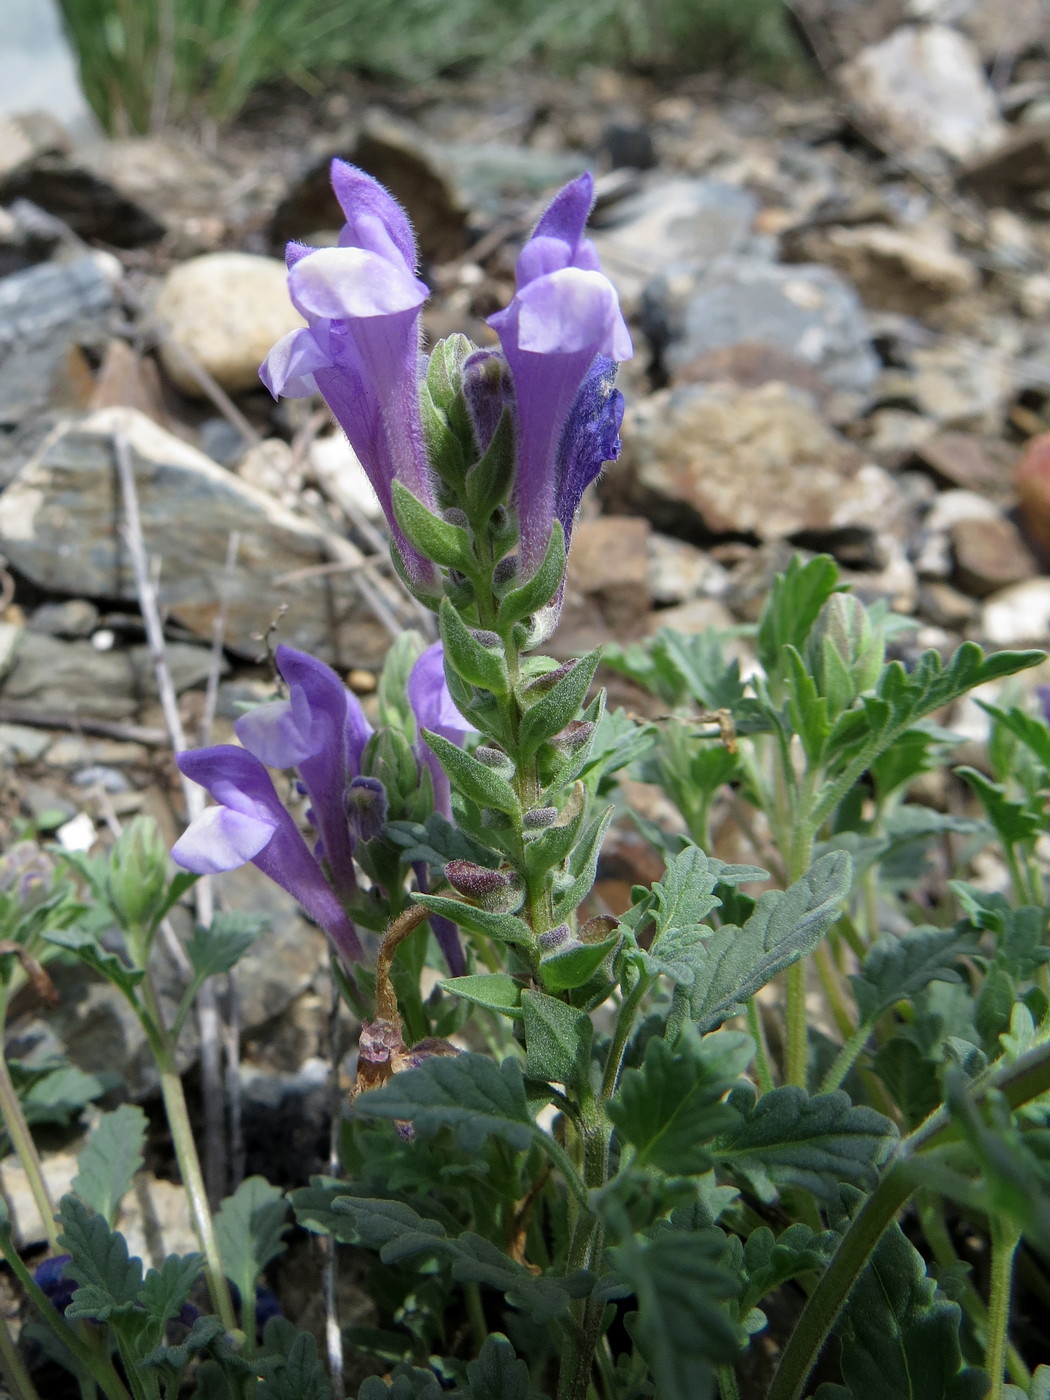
[591,178,761,310]
[27,597,99,637]
[642,256,878,402]
[1,407,392,666]
[0,151,166,247]
[981,578,1050,646]
[951,516,1038,598]
[0,722,50,761]
[0,255,118,426]
[785,222,979,313]
[0,630,223,720]
[958,123,1050,208]
[609,382,902,555]
[839,24,1005,163]
[647,533,730,606]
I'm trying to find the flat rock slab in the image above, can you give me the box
[1,407,391,666]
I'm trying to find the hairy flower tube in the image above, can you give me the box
[259,162,439,592]
[172,642,470,969]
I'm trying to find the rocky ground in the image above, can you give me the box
[3,0,1050,1339]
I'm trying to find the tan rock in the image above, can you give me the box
[153,252,303,396]
[796,224,978,312]
[1014,432,1050,558]
[950,516,1038,597]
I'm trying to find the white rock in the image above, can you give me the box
[309,431,384,521]
[981,579,1050,646]
[152,252,304,396]
[840,25,1005,162]
[647,534,730,606]
[56,811,96,851]
[924,489,1001,532]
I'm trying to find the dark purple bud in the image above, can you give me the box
[580,914,618,943]
[539,923,572,953]
[443,507,470,529]
[474,746,516,779]
[524,806,558,829]
[446,860,511,899]
[551,720,595,753]
[472,628,502,649]
[523,660,576,697]
[493,556,520,592]
[346,775,388,843]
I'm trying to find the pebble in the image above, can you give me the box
[981,578,1050,646]
[1013,431,1050,558]
[950,516,1038,598]
[647,533,730,606]
[152,252,304,396]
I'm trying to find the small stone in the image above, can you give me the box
[1013,432,1050,557]
[647,534,730,606]
[643,256,878,403]
[910,433,1018,503]
[347,668,377,693]
[864,409,937,467]
[650,597,738,635]
[908,345,1013,434]
[981,578,1050,646]
[959,122,1050,207]
[199,416,249,466]
[56,812,96,852]
[558,516,652,653]
[27,598,99,638]
[72,764,132,793]
[237,439,301,505]
[950,516,1038,597]
[0,723,50,761]
[839,24,1005,163]
[610,382,901,553]
[789,223,978,312]
[152,253,304,396]
[20,782,75,823]
[920,581,977,628]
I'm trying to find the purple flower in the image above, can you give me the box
[172,642,472,973]
[488,173,632,574]
[408,640,475,819]
[260,161,439,592]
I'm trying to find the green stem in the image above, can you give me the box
[767,1040,1050,1400]
[785,962,808,1089]
[156,1063,237,1337]
[985,1219,1020,1400]
[601,974,652,1100]
[717,1363,741,1400]
[0,1052,59,1253]
[819,1019,874,1094]
[0,1307,41,1400]
[747,999,775,1094]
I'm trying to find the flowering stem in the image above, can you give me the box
[0,1044,59,1254]
[376,906,432,1025]
[985,1218,1020,1400]
[0,1308,41,1400]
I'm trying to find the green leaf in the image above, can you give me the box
[739,1222,837,1314]
[141,1251,204,1324]
[351,1052,534,1153]
[522,990,592,1086]
[609,1029,752,1176]
[539,923,621,993]
[495,522,566,631]
[386,814,502,871]
[784,644,831,763]
[552,805,614,918]
[956,765,1044,847]
[57,1195,142,1322]
[757,554,840,683]
[713,1086,895,1202]
[214,1176,289,1302]
[613,1229,741,1400]
[439,597,510,695]
[43,926,144,1000]
[257,1321,333,1400]
[517,651,601,761]
[392,480,473,571]
[332,1198,587,1323]
[690,852,851,1030]
[140,1315,226,1377]
[850,927,976,1027]
[650,845,726,937]
[978,699,1050,771]
[439,972,523,1017]
[420,729,522,817]
[814,1215,989,1400]
[187,911,265,981]
[464,408,516,525]
[70,1103,147,1227]
[465,1333,530,1400]
[413,893,533,949]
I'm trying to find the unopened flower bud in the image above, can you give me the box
[539,923,572,953]
[443,507,470,530]
[523,660,575,697]
[551,720,595,753]
[0,843,54,909]
[445,859,524,913]
[523,806,558,829]
[474,746,516,780]
[346,776,388,843]
[493,555,520,594]
[805,593,884,716]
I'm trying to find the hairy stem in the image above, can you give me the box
[985,1219,1020,1400]
[0,1053,59,1254]
[0,1308,41,1400]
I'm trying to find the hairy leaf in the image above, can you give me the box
[440,972,523,1017]
[850,927,975,1027]
[757,553,840,684]
[186,910,265,982]
[141,1251,204,1325]
[466,1333,530,1400]
[214,1176,289,1301]
[257,1318,333,1400]
[140,1315,225,1376]
[71,1103,147,1227]
[609,1030,752,1175]
[43,927,144,999]
[691,852,851,1030]
[713,1087,895,1202]
[57,1195,142,1321]
[351,1053,534,1153]
[814,1217,988,1400]
[522,990,592,1087]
